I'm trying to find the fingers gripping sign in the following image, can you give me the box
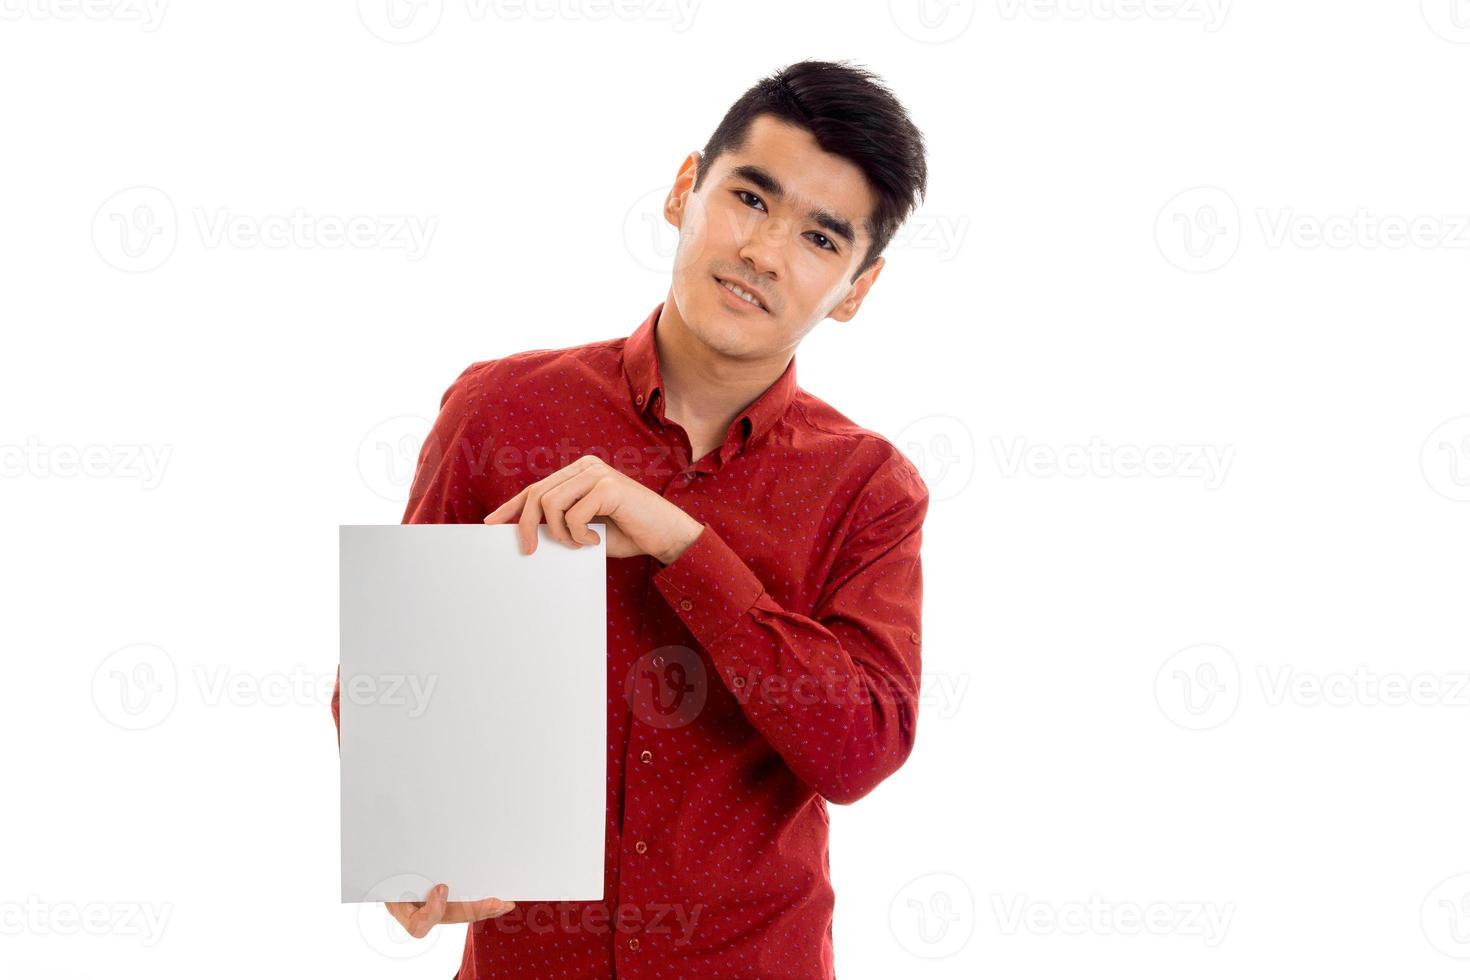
[386,883,516,938]
[483,454,704,565]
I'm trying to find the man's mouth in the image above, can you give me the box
[715,275,768,313]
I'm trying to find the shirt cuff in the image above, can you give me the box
[652,522,765,649]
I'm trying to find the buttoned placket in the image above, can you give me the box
[616,389,745,971]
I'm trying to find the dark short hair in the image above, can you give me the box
[693,59,928,282]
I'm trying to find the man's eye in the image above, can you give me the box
[734,190,766,212]
[809,233,836,252]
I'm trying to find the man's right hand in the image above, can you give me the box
[386,883,515,938]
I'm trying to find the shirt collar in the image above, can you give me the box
[622,301,797,457]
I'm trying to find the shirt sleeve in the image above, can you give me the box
[650,452,930,805]
[333,362,488,746]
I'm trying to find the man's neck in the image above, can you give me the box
[654,295,791,459]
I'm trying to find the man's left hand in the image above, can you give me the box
[483,455,704,564]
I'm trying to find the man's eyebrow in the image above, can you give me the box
[725,164,858,248]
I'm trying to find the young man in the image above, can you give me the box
[334,59,931,979]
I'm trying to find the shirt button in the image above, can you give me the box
[651,655,665,668]
[732,675,745,688]
[635,394,644,405]
[635,840,647,854]
[628,937,640,951]
[679,599,693,611]
[909,630,921,643]
[640,750,653,764]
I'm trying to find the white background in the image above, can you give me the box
[3,1,1469,977]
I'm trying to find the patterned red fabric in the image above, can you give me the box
[333,302,928,978]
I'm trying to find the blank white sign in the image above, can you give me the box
[339,523,607,904]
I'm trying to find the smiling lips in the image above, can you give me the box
[715,276,768,312]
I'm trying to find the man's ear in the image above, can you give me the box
[828,255,885,323]
[664,151,701,228]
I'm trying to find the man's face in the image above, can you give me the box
[663,113,885,360]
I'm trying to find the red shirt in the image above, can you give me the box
[333,302,929,978]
